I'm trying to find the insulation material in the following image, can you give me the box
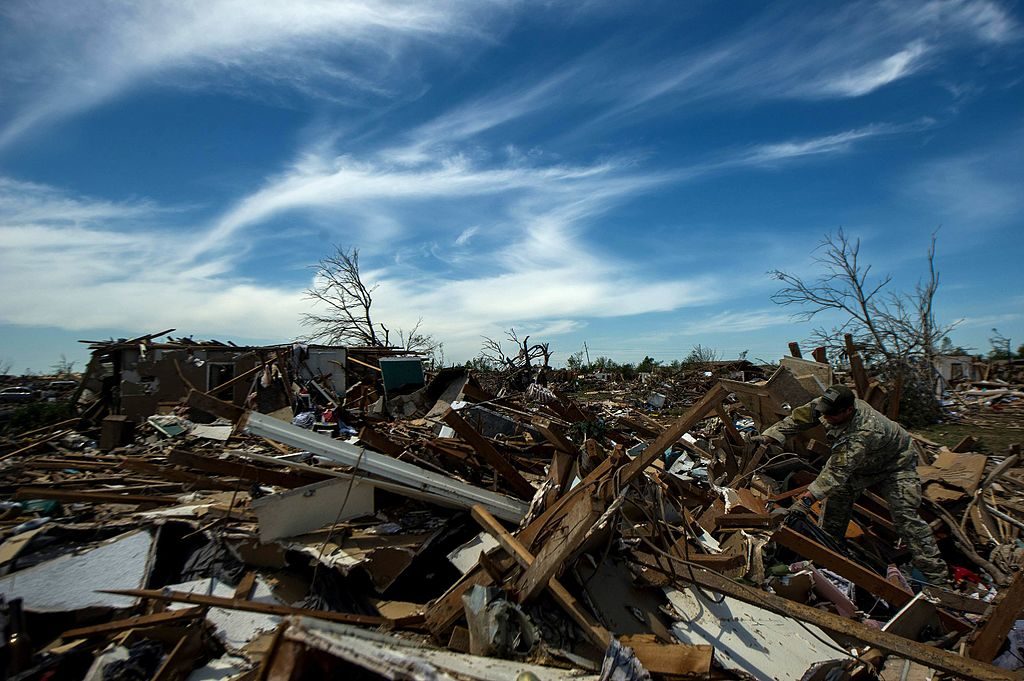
[166,577,281,651]
[447,532,500,575]
[284,616,601,681]
[0,530,154,612]
[665,586,843,681]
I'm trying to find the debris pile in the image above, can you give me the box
[1,336,1023,681]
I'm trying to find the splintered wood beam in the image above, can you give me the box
[969,570,1024,663]
[100,589,394,627]
[621,383,728,485]
[619,634,712,677]
[167,449,328,489]
[441,408,537,500]
[14,487,179,506]
[186,388,245,423]
[423,454,617,639]
[470,504,611,649]
[714,402,743,448]
[634,550,746,575]
[715,513,780,530]
[514,494,602,603]
[533,417,579,454]
[773,526,967,633]
[61,607,205,639]
[357,425,405,457]
[673,566,1020,681]
[843,334,870,396]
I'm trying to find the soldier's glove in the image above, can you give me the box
[787,491,816,517]
[748,434,775,448]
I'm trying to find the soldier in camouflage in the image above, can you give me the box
[756,384,949,585]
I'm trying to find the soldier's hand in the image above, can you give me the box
[788,491,816,516]
[748,434,774,447]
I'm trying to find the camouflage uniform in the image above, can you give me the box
[764,398,948,583]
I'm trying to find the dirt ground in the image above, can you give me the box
[913,418,1022,453]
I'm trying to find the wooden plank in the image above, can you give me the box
[544,448,575,507]
[714,402,743,447]
[470,504,612,649]
[774,527,966,633]
[423,454,617,639]
[61,607,205,639]
[922,587,992,616]
[621,383,727,485]
[533,418,578,454]
[186,388,245,422]
[151,621,208,681]
[0,429,71,461]
[423,565,495,640]
[118,459,238,491]
[669,566,1019,681]
[619,634,712,677]
[515,494,602,603]
[14,487,179,506]
[844,334,870,396]
[100,589,391,627]
[969,570,1024,663]
[357,425,405,457]
[442,408,536,500]
[167,449,328,489]
[715,513,780,530]
[775,526,912,605]
[636,550,746,574]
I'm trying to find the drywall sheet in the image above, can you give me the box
[0,530,153,612]
[665,586,842,681]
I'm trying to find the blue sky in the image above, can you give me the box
[1,0,1022,373]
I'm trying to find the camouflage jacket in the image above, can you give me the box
[763,398,916,499]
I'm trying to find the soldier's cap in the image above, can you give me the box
[817,384,855,416]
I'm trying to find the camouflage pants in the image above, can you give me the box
[821,468,948,583]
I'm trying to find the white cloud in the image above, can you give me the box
[0,0,511,147]
[0,178,307,337]
[813,41,931,97]
[454,226,480,246]
[676,310,793,336]
[589,0,1019,125]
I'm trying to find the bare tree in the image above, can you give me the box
[682,343,720,368]
[770,229,957,425]
[770,229,956,363]
[301,246,441,366]
[395,319,443,369]
[988,328,1012,361]
[480,328,551,389]
[50,354,76,377]
[301,247,383,346]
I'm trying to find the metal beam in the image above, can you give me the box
[243,412,528,522]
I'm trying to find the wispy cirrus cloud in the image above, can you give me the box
[589,0,1019,125]
[813,40,931,98]
[736,120,936,166]
[0,178,304,335]
[676,309,794,336]
[0,0,512,147]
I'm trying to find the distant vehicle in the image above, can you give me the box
[47,380,78,391]
[0,386,37,403]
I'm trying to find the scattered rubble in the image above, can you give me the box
[1,333,1023,681]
